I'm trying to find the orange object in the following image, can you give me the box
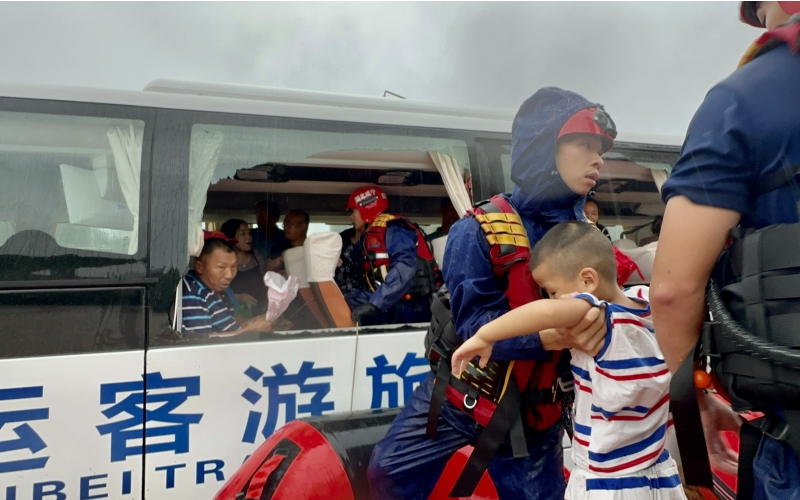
[694,370,712,389]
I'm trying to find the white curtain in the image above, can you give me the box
[107,125,143,254]
[651,169,669,194]
[188,130,225,256]
[429,152,472,217]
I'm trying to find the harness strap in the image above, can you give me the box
[757,162,800,195]
[737,418,763,500]
[427,356,452,440]
[669,352,713,488]
[450,376,527,498]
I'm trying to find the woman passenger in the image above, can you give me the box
[220,219,267,316]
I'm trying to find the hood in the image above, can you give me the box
[509,87,601,243]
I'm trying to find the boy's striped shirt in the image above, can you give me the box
[181,271,239,335]
[569,286,672,477]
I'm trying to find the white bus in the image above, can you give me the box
[0,80,680,500]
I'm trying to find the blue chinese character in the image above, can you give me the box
[0,386,49,474]
[367,353,428,409]
[96,372,202,462]
[241,362,334,443]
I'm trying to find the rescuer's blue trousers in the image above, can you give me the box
[368,372,565,500]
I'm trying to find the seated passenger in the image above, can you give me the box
[583,198,611,240]
[638,216,661,246]
[251,200,289,261]
[220,219,267,316]
[335,223,368,295]
[267,209,310,273]
[181,233,272,336]
[426,197,459,241]
[344,186,440,326]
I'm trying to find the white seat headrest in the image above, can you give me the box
[620,241,657,285]
[431,235,448,272]
[612,238,637,251]
[304,232,343,282]
[283,246,309,288]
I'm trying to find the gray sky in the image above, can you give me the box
[0,2,759,136]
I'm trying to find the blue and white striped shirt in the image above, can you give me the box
[181,271,239,335]
[570,286,673,477]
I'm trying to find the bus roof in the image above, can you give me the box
[0,79,683,146]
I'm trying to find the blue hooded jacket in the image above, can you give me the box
[442,87,602,361]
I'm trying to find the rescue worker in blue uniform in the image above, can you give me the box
[651,2,800,499]
[367,87,617,500]
[345,186,439,326]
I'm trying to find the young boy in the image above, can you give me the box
[451,221,686,500]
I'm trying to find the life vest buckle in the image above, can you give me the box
[463,393,478,410]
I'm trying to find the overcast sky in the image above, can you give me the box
[0,2,759,136]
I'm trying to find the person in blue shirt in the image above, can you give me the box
[367,87,615,500]
[181,234,273,336]
[344,186,434,326]
[250,200,290,261]
[651,2,800,499]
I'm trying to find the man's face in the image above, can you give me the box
[284,213,308,244]
[441,203,459,232]
[555,135,605,196]
[350,209,365,231]
[757,1,792,29]
[584,201,600,225]
[256,208,268,229]
[195,248,237,292]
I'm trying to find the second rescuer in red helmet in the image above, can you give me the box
[344,186,441,326]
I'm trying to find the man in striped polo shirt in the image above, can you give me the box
[182,235,273,336]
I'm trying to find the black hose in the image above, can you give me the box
[707,279,800,369]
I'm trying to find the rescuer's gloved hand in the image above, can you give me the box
[351,303,385,326]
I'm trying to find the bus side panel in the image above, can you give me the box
[140,328,431,499]
[142,336,357,499]
[0,352,145,500]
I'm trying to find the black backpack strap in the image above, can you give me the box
[757,163,800,194]
[755,162,800,219]
[425,294,460,440]
[669,349,713,488]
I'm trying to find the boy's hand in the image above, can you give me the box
[450,334,494,376]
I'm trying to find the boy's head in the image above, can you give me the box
[530,221,617,299]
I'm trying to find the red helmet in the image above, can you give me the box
[557,106,617,153]
[740,1,800,28]
[346,186,389,224]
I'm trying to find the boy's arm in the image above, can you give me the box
[451,298,594,373]
[476,298,593,343]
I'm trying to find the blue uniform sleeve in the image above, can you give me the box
[369,224,418,312]
[443,217,549,361]
[661,85,755,214]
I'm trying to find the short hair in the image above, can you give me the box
[530,221,617,283]
[285,209,310,225]
[220,219,247,240]
[199,238,235,260]
[256,200,281,218]
[584,198,600,210]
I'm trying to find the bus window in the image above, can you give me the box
[0,111,145,257]
[169,120,472,343]
[0,102,153,359]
